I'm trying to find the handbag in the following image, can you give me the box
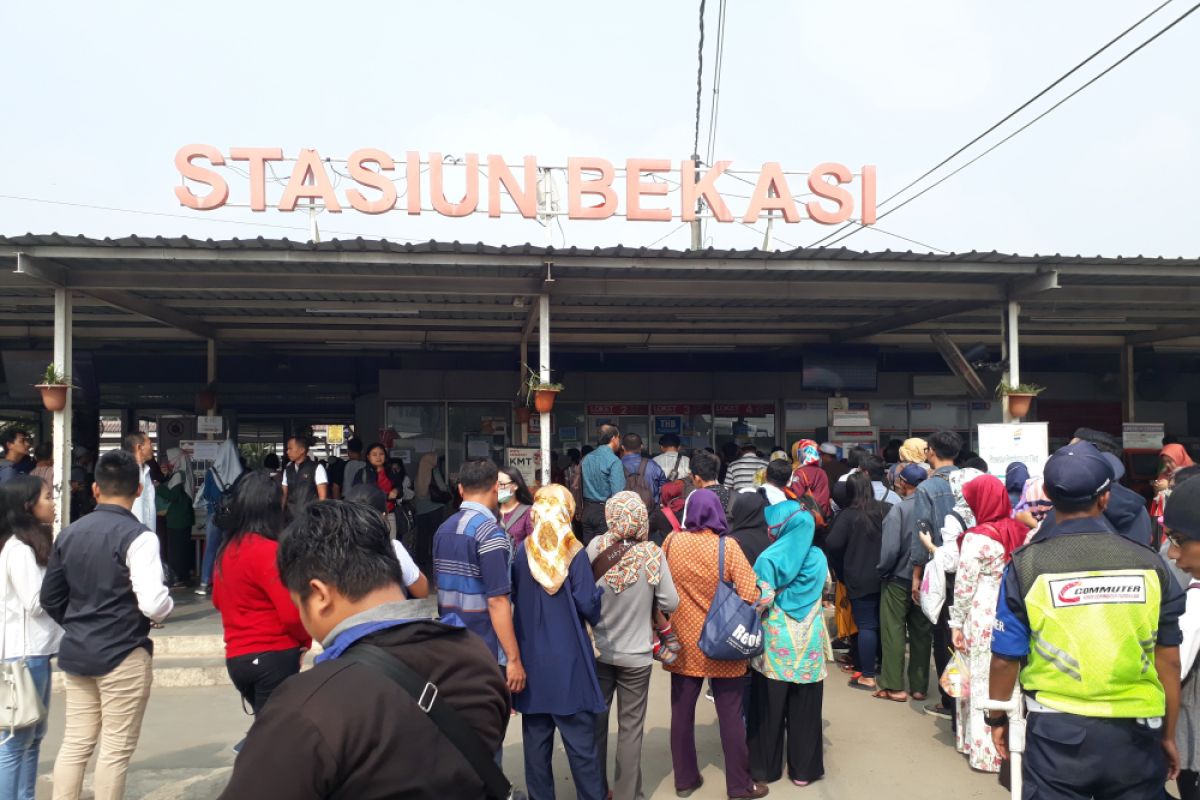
[0,548,47,743]
[344,642,519,799]
[698,537,764,660]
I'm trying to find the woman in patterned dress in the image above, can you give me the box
[748,496,831,788]
[940,474,1030,773]
[662,489,766,800]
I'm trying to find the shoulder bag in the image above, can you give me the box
[0,547,47,743]
[698,536,765,660]
[591,540,634,582]
[344,642,519,800]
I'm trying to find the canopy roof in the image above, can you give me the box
[2,234,1198,352]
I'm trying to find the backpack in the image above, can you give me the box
[624,457,655,511]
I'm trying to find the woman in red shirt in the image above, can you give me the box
[352,443,412,541]
[213,470,311,716]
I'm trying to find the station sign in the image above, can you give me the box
[174,146,877,227]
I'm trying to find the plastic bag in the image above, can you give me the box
[938,649,971,699]
[919,555,947,624]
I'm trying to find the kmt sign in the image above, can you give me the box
[174,146,877,226]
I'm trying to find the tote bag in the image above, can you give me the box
[0,548,47,742]
[698,537,764,660]
[919,553,947,625]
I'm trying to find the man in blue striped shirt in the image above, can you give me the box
[433,459,525,693]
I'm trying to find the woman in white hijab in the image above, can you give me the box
[195,440,244,595]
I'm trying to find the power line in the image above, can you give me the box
[0,194,424,241]
[808,0,1183,248]
[703,0,728,169]
[692,0,706,160]
[820,0,1200,249]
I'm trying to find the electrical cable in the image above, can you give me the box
[807,0,1184,248]
[692,0,706,159]
[703,0,728,170]
[820,0,1200,249]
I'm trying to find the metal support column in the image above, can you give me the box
[206,339,217,440]
[1002,300,1021,423]
[538,294,551,486]
[51,288,73,535]
[1121,344,1136,423]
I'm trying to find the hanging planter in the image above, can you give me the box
[34,364,72,412]
[996,381,1045,419]
[515,406,532,424]
[522,364,564,416]
[534,388,561,414]
[196,383,218,413]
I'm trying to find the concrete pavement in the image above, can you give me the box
[34,667,1008,799]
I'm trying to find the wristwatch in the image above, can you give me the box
[984,713,1009,728]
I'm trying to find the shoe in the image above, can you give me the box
[676,776,703,797]
[194,584,209,596]
[924,703,952,719]
[729,782,769,799]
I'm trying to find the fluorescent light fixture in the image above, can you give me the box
[1029,316,1126,323]
[643,345,736,351]
[305,307,419,316]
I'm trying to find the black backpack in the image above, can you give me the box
[625,457,655,511]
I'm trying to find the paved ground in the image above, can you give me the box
[33,667,1009,799]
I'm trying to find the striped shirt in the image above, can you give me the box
[433,501,512,662]
[724,455,768,491]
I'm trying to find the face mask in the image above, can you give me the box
[498,490,514,505]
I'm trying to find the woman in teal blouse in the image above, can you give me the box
[748,499,831,788]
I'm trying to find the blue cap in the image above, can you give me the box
[1102,452,1126,481]
[898,463,928,486]
[1042,441,1113,505]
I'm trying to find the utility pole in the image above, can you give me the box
[690,153,703,250]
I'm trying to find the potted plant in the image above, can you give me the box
[524,366,564,414]
[35,364,72,412]
[996,381,1045,419]
[514,406,532,424]
[195,383,218,413]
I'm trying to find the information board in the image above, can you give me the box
[977,423,1050,479]
[506,447,542,487]
[1123,423,1164,450]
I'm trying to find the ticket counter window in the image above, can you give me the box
[586,405,650,450]
[448,403,510,477]
[650,405,714,456]
[384,403,447,477]
[538,403,586,455]
[714,404,777,456]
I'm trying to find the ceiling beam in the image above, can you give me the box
[1126,323,1200,345]
[73,289,215,340]
[14,254,65,285]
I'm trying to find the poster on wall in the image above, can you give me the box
[506,447,541,487]
[655,416,682,436]
[977,423,1050,479]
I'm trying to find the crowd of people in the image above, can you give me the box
[0,420,1199,797]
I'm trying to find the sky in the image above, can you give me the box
[1,0,1196,257]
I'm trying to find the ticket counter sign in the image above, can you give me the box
[1122,423,1164,450]
[977,423,1050,479]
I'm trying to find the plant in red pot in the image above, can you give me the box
[35,364,72,412]
[996,381,1045,419]
[523,365,564,415]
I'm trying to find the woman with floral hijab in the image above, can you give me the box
[788,439,832,521]
[512,484,607,800]
[587,491,679,800]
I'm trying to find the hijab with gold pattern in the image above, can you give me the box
[525,484,582,594]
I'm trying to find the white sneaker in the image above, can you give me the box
[194,584,209,596]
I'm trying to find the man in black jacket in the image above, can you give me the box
[220,501,510,800]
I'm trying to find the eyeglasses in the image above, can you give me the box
[1168,532,1187,548]
[497,481,515,489]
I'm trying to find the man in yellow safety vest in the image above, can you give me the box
[987,440,1185,798]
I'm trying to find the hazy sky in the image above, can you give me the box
[2,0,1196,256]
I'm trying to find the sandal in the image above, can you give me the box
[848,677,877,691]
[837,662,859,674]
[872,689,908,702]
[911,692,927,701]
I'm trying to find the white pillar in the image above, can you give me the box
[538,294,551,486]
[206,338,217,440]
[1002,300,1021,423]
[51,288,73,535]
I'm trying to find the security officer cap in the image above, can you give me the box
[1042,440,1113,505]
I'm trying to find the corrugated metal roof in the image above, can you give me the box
[0,233,1196,266]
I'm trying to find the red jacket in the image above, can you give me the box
[213,533,311,658]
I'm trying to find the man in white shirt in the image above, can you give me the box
[653,434,690,484]
[42,449,173,800]
[124,431,156,531]
[282,436,328,520]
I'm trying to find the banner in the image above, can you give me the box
[976,423,1050,479]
